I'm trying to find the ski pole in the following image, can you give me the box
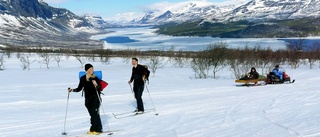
[129,83,136,99]
[62,90,70,135]
[145,84,159,115]
[95,89,110,131]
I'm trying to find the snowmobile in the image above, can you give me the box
[265,71,295,84]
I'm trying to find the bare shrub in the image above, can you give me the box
[16,52,21,59]
[226,49,246,79]
[0,53,4,70]
[53,53,63,68]
[227,46,257,79]
[256,48,273,75]
[74,54,85,67]
[206,42,228,79]
[87,56,96,62]
[38,52,53,69]
[191,52,211,79]
[148,56,166,77]
[305,42,320,69]
[172,50,188,68]
[100,56,111,65]
[286,39,305,69]
[20,54,36,71]
[5,50,11,59]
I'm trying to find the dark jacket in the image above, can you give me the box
[248,71,259,79]
[73,74,101,99]
[130,64,147,84]
[248,67,259,79]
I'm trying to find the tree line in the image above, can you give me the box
[1,41,320,79]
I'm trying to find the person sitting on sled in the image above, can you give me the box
[240,67,259,80]
[272,65,283,80]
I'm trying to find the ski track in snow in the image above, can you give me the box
[1,56,320,137]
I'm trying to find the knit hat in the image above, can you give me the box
[85,63,93,71]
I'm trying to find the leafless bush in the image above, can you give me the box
[304,42,320,69]
[122,57,131,64]
[87,56,96,62]
[226,46,257,79]
[5,50,11,59]
[286,39,306,69]
[191,53,211,79]
[206,42,228,79]
[20,54,36,71]
[65,53,71,60]
[172,50,189,68]
[0,53,4,70]
[148,56,166,77]
[226,50,246,79]
[74,54,85,68]
[100,56,111,65]
[256,48,273,75]
[16,52,21,59]
[38,52,53,69]
[53,53,63,68]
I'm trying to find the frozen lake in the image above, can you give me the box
[91,27,292,51]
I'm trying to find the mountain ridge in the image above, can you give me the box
[0,0,104,48]
[107,0,320,25]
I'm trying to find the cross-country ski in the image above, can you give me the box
[71,129,123,137]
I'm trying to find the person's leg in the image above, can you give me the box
[85,97,102,132]
[134,83,144,112]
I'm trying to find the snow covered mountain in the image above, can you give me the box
[222,0,320,21]
[113,0,320,25]
[0,0,103,48]
[137,1,223,24]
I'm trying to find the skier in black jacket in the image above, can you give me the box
[68,64,102,135]
[128,58,148,114]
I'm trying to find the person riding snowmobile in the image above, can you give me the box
[272,65,283,81]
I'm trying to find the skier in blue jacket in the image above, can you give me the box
[272,65,283,80]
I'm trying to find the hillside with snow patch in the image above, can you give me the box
[0,0,104,48]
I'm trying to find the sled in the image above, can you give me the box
[235,78,267,87]
[235,78,266,84]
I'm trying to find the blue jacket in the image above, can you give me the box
[272,68,283,80]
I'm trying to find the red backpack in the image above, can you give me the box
[100,80,108,91]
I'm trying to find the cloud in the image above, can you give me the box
[106,12,146,21]
[42,0,70,4]
[139,1,214,13]
[213,0,250,6]
[139,0,250,13]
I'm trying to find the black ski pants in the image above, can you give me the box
[133,81,145,111]
[85,96,102,132]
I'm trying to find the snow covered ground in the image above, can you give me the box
[1,54,320,137]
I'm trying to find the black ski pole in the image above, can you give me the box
[145,84,159,115]
[62,90,70,135]
[95,89,110,131]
